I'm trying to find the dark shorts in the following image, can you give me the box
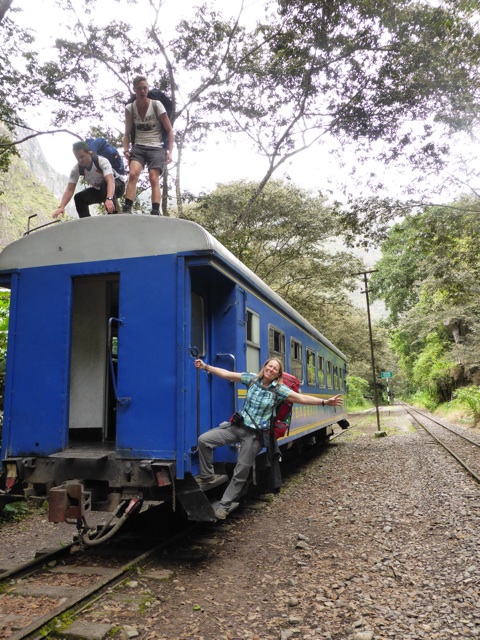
[130,145,166,172]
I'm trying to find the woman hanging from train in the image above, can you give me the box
[193,357,343,520]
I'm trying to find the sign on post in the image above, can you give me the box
[380,371,393,378]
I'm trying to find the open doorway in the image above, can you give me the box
[69,274,119,444]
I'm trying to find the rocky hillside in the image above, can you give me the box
[0,127,71,249]
[19,129,70,203]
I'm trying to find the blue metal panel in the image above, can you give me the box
[115,255,178,459]
[3,266,72,456]
[175,256,187,477]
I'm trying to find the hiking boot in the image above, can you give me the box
[215,507,228,520]
[196,474,228,491]
[122,204,132,214]
[150,210,160,216]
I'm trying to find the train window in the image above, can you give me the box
[317,354,325,387]
[306,348,316,386]
[334,365,339,389]
[268,326,286,369]
[290,338,303,382]
[246,310,260,373]
[191,292,206,357]
[326,360,333,388]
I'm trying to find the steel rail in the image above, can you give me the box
[0,541,77,581]
[5,522,203,640]
[399,401,480,485]
[404,404,480,447]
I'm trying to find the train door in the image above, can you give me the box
[68,274,119,443]
[189,268,240,439]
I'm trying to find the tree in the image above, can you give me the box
[3,0,480,221]
[372,200,480,401]
[184,179,363,319]
[0,3,37,171]
[184,178,401,389]
[223,0,480,227]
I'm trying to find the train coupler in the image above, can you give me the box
[49,482,89,523]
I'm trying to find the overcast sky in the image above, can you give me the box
[12,0,478,206]
[9,0,412,201]
[14,0,281,193]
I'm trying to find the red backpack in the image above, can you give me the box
[235,372,301,440]
[272,372,300,439]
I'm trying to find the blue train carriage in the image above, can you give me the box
[0,217,347,534]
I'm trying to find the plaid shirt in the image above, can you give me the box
[239,373,291,430]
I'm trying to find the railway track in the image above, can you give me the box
[0,424,354,639]
[0,439,329,639]
[399,401,480,484]
[0,514,205,640]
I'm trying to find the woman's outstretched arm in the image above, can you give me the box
[194,359,243,383]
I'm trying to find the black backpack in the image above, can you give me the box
[127,89,173,148]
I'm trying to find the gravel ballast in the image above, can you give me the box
[1,405,479,640]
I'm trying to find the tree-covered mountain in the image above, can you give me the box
[0,127,71,248]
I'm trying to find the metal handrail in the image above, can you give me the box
[108,317,131,406]
[24,214,61,235]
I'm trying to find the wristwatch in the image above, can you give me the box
[105,197,113,201]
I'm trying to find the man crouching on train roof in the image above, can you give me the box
[53,141,125,219]
[194,357,343,521]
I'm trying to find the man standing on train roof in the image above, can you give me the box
[194,357,343,521]
[53,141,125,219]
[122,75,174,215]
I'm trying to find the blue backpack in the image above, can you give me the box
[84,137,125,175]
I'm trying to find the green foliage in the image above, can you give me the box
[0,149,59,245]
[0,6,45,169]
[373,200,480,402]
[38,610,76,638]
[0,290,9,361]
[452,386,480,425]
[0,497,49,523]
[1,500,30,522]
[411,333,454,404]
[408,390,439,412]
[273,0,480,194]
[372,201,480,323]
[346,375,370,410]
[184,179,363,326]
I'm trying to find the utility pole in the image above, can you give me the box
[355,269,382,433]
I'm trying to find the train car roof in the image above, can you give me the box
[0,216,346,360]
